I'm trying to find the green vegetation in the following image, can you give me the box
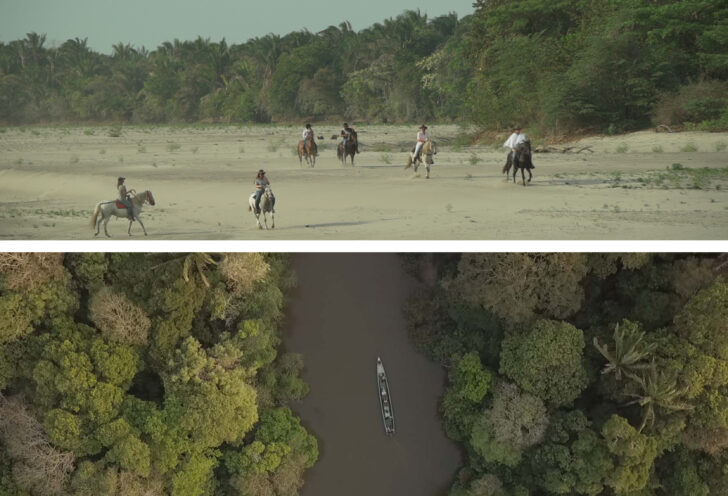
[2,2,724,133]
[0,253,316,496]
[403,253,728,496]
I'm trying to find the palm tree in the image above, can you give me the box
[625,361,693,432]
[593,321,656,380]
[152,253,219,287]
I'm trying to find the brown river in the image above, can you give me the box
[284,254,462,496]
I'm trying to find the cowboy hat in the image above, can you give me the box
[420,124,428,129]
[258,169,266,174]
[514,126,522,130]
[118,176,126,181]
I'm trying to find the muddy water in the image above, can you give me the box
[285,254,461,496]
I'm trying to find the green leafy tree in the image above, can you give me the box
[470,382,548,467]
[500,319,588,406]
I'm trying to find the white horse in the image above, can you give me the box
[248,186,275,229]
[404,141,437,178]
[90,190,156,237]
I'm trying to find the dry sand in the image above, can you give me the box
[0,124,726,240]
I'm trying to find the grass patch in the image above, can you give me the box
[14,158,23,165]
[166,143,181,152]
[138,144,146,153]
[652,145,663,153]
[69,155,79,164]
[99,149,106,155]
[380,153,392,164]
[465,173,473,180]
[615,143,629,153]
[191,146,199,154]
[372,143,392,152]
[118,155,124,163]
[445,203,453,213]
[238,146,245,153]
[681,142,698,152]
[715,142,727,152]
[468,153,481,166]
[108,126,122,138]
[84,129,95,136]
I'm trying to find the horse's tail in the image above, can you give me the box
[90,203,101,227]
[405,155,412,169]
[502,163,509,174]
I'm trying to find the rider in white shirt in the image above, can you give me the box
[503,126,526,163]
[414,124,430,160]
[302,123,314,150]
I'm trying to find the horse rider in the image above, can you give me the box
[340,122,359,153]
[503,125,526,164]
[253,169,272,214]
[413,124,430,161]
[117,176,135,221]
[302,123,315,151]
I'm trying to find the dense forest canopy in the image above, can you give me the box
[1,1,726,133]
[0,253,316,496]
[402,253,728,496]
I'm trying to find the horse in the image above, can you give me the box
[90,190,156,237]
[298,139,317,167]
[248,185,275,229]
[404,141,437,178]
[502,140,534,186]
[337,135,357,165]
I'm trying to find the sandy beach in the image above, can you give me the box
[0,124,726,240]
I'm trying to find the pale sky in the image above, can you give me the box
[1,0,475,54]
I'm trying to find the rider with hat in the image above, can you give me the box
[117,176,135,221]
[413,124,430,161]
[503,125,527,164]
[253,169,271,214]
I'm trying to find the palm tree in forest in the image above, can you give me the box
[593,322,656,380]
[625,361,693,433]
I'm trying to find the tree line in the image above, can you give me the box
[402,253,728,496]
[1,1,726,134]
[0,253,316,496]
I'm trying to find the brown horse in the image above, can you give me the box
[298,139,317,167]
[502,140,534,186]
[337,134,357,165]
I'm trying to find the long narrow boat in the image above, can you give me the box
[377,357,395,435]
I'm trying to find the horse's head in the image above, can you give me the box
[518,140,532,156]
[145,190,156,206]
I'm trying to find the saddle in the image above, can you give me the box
[115,201,128,209]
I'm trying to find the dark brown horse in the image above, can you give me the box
[337,133,357,165]
[298,139,317,167]
[502,140,534,186]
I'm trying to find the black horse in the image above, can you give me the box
[502,140,534,186]
[337,133,357,165]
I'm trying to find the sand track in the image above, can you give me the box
[0,125,726,240]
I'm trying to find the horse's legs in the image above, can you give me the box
[522,167,526,186]
[426,163,430,179]
[513,167,517,184]
[271,211,275,229]
[103,216,112,237]
[94,213,102,237]
[528,169,532,183]
[137,216,148,235]
[128,219,133,236]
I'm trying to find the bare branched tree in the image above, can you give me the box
[0,394,75,496]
